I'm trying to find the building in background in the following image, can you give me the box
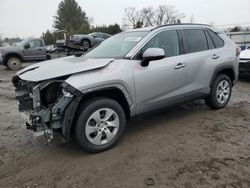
[2,37,22,47]
[226,31,250,50]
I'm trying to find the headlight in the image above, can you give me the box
[72,36,79,40]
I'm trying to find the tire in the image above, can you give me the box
[75,98,126,153]
[206,74,232,109]
[6,57,22,70]
[81,39,90,51]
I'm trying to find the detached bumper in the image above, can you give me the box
[239,59,250,77]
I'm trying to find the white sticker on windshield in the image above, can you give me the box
[125,37,142,42]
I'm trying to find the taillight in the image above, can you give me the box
[236,47,241,56]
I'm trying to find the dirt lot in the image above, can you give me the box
[0,64,249,188]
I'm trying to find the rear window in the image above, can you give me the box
[206,29,224,48]
[183,29,208,53]
[205,31,215,49]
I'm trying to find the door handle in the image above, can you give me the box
[174,63,186,69]
[38,49,42,51]
[211,54,220,60]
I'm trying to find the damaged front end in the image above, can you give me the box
[12,75,80,141]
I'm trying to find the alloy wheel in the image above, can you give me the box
[85,108,120,145]
[216,80,230,104]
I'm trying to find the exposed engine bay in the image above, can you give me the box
[12,75,79,141]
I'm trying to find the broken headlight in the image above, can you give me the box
[61,83,81,97]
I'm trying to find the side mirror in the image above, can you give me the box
[141,48,165,67]
[24,44,30,49]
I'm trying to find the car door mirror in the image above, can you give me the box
[141,48,165,67]
[24,43,30,49]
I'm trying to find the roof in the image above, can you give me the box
[152,23,212,30]
[127,23,213,32]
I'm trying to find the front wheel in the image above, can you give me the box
[206,74,232,109]
[75,98,126,153]
[6,57,22,70]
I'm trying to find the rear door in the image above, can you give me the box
[23,39,46,61]
[180,28,219,101]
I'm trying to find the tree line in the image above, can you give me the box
[2,0,248,46]
[42,0,122,45]
[42,0,186,45]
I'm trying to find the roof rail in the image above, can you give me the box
[151,23,212,31]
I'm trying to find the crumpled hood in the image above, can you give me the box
[240,49,250,59]
[17,56,114,82]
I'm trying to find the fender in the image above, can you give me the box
[2,51,24,63]
[81,83,134,107]
[209,64,236,87]
[62,84,135,142]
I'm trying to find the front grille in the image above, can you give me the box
[239,63,250,69]
[239,58,250,64]
[239,61,250,75]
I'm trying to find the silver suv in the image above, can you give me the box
[13,24,239,153]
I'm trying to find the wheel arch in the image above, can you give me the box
[80,38,91,47]
[210,65,236,88]
[3,52,23,65]
[62,86,133,142]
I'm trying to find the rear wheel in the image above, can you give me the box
[75,98,126,153]
[6,57,22,70]
[206,74,232,109]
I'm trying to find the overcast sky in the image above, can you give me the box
[0,0,249,38]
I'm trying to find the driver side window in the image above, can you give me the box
[135,30,180,59]
[28,40,43,48]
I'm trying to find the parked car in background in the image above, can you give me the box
[0,38,49,70]
[239,49,250,77]
[46,45,55,53]
[69,32,111,51]
[13,24,239,153]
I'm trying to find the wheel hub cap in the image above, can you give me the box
[85,108,119,145]
[216,80,230,104]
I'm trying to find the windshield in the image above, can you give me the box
[84,31,149,59]
[89,33,96,36]
[16,38,30,47]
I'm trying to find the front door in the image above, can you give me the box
[133,29,186,114]
[23,39,46,61]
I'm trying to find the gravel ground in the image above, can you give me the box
[0,64,249,188]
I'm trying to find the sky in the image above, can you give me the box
[0,0,250,38]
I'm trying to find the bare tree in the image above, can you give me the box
[123,5,185,29]
[141,7,154,27]
[123,7,144,29]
